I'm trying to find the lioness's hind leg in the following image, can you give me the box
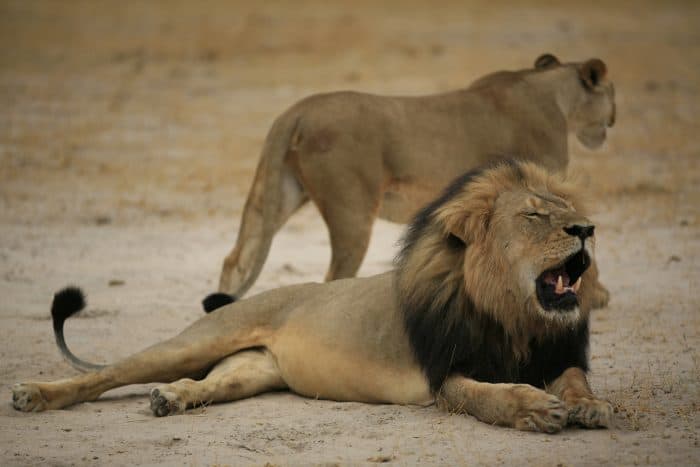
[150,349,286,416]
[307,180,379,281]
[294,142,383,282]
[325,213,374,281]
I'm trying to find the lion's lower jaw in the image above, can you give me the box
[522,294,582,328]
[535,305,581,326]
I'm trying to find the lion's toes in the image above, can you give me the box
[150,387,185,417]
[512,386,567,434]
[12,383,47,412]
[567,397,613,428]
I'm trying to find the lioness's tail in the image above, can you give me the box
[51,287,106,372]
[205,112,306,313]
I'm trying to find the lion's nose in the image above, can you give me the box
[564,224,595,240]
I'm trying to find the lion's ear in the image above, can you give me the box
[579,58,607,90]
[439,203,491,246]
[435,174,499,246]
[534,53,560,69]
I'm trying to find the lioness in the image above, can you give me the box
[13,161,612,433]
[212,53,615,306]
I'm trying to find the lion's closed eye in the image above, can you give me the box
[523,212,548,220]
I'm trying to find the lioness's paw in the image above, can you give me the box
[12,383,47,412]
[511,385,567,434]
[567,397,613,428]
[150,387,185,417]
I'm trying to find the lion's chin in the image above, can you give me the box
[534,303,581,326]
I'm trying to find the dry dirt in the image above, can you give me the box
[1,1,699,465]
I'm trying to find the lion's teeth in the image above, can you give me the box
[555,275,564,294]
[573,277,582,293]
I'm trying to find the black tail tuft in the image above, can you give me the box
[202,292,237,313]
[51,286,86,330]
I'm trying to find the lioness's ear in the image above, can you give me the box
[579,58,607,89]
[534,53,560,69]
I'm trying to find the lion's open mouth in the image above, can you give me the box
[536,249,590,312]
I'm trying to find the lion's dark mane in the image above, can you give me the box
[395,163,589,393]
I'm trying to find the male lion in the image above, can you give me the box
[211,53,615,306]
[13,161,612,433]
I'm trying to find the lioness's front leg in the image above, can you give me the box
[438,376,567,433]
[546,367,612,428]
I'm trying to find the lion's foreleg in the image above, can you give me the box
[546,367,612,428]
[437,376,567,433]
[149,348,287,416]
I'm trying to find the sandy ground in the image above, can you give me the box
[1,1,699,465]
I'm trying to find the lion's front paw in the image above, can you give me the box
[567,397,612,428]
[150,387,185,417]
[511,385,567,434]
[12,383,47,412]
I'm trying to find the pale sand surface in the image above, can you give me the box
[0,1,698,465]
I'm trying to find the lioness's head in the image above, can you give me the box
[534,53,616,150]
[397,160,599,336]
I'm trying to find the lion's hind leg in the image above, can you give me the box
[149,348,286,416]
[438,376,567,433]
[12,338,222,413]
[13,314,266,412]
